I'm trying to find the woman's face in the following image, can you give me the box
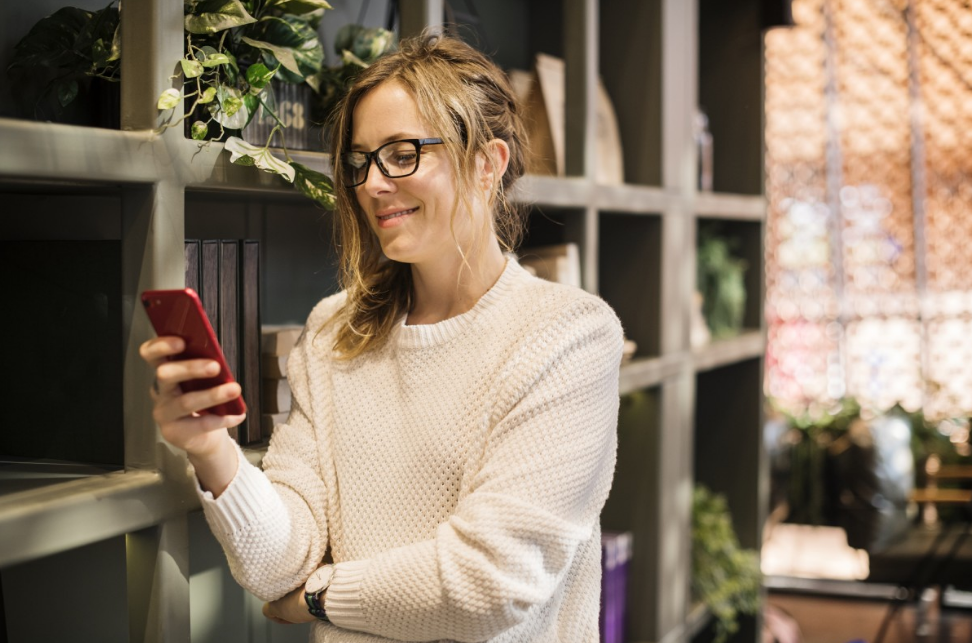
[351,80,477,267]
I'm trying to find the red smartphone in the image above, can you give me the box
[141,288,246,416]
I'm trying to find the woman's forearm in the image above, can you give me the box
[188,430,240,497]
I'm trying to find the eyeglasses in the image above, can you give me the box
[341,138,444,187]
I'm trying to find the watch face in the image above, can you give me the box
[306,565,333,594]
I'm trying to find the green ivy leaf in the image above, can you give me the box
[242,94,260,127]
[57,79,79,107]
[222,93,243,117]
[245,62,277,93]
[291,161,335,209]
[209,85,249,129]
[240,36,301,78]
[157,88,182,110]
[265,0,333,15]
[224,137,295,182]
[185,0,257,34]
[198,86,217,104]
[109,23,121,61]
[243,15,323,83]
[92,38,110,68]
[180,58,204,78]
[191,120,209,140]
[9,7,93,72]
[201,53,231,67]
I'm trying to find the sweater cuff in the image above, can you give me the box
[324,559,371,630]
[194,442,276,539]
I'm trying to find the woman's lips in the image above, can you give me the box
[376,207,417,226]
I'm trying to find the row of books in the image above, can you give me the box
[261,324,302,436]
[601,531,633,643]
[185,239,264,445]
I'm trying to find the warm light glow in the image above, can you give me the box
[764,0,972,420]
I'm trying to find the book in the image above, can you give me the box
[262,325,303,356]
[262,378,292,415]
[239,240,263,444]
[262,412,289,437]
[509,54,624,184]
[517,243,582,289]
[262,353,290,380]
[218,240,240,442]
[184,239,200,295]
[600,531,633,643]
[199,240,220,333]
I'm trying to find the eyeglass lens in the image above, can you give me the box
[344,140,421,187]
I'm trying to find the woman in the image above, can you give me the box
[142,32,623,642]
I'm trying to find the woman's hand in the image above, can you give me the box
[263,585,316,625]
[140,336,245,494]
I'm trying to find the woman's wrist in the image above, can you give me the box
[188,430,239,497]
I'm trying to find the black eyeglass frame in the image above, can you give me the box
[342,137,444,187]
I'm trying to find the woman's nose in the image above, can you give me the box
[362,159,396,195]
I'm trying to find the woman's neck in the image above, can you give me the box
[406,240,506,325]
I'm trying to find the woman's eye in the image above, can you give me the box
[394,153,417,166]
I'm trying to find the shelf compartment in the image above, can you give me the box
[693,330,765,373]
[696,217,765,335]
[600,0,663,187]
[185,191,338,326]
[698,0,765,196]
[0,468,187,568]
[601,387,662,643]
[694,358,765,551]
[2,533,129,641]
[695,192,766,221]
[599,212,663,360]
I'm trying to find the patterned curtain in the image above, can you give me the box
[764,0,972,420]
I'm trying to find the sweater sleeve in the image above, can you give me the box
[195,323,331,602]
[323,298,623,642]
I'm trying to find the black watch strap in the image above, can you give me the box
[304,588,330,621]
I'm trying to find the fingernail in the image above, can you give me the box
[206,362,220,375]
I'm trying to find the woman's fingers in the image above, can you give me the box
[154,358,221,393]
[152,382,243,425]
[139,336,185,368]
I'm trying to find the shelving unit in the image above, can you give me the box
[0,0,766,641]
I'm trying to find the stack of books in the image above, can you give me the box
[185,239,263,445]
[600,531,633,643]
[260,325,303,437]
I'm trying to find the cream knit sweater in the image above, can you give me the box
[197,259,624,642]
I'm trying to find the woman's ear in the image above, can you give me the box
[479,138,511,189]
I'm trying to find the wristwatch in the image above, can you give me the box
[304,565,333,621]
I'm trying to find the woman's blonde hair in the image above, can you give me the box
[325,31,528,359]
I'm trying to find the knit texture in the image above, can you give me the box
[197,258,624,642]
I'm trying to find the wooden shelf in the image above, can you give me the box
[619,354,684,395]
[695,191,766,221]
[692,330,765,373]
[0,118,164,186]
[0,469,188,568]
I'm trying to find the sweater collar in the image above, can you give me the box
[396,257,526,350]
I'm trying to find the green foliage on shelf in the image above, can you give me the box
[7,2,121,122]
[696,224,747,340]
[155,1,395,203]
[691,484,761,643]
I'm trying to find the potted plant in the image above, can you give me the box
[692,484,761,643]
[7,2,121,126]
[155,1,396,208]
